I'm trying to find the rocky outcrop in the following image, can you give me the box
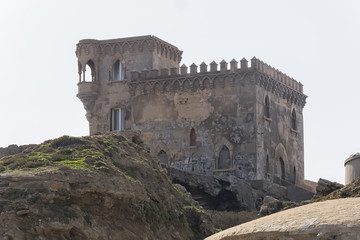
[313,177,360,201]
[168,167,259,211]
[313,178,344,199]
[206,198,360,240]
[0,144,36,158]
[0,133,217,240]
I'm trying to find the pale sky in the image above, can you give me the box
[1,0,359,184]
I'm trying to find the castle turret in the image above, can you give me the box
[345,153,360,184]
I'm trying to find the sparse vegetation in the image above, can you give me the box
[0,133,238,239]
[0,134,148,182]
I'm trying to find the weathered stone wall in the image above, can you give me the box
[76,35,307,186]
[255,85,304,184]
[89,73,257,178]
[76,36,181,83]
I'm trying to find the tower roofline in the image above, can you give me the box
[78,35,181,52]
[76,35,183,63]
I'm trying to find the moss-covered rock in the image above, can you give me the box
[0,133,217,240]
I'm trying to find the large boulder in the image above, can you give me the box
[206,198,360,240]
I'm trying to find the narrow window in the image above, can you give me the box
[157,150,168,166]
[190,128,196,146]
[264,95,270,118]
[111,108,125,131]
[218,146,231,169]
[113,60,124,81]
[279,157,285,180]
[293,166,296,184]
[291,109,297,130]
[85,60,96,82]
[265,155,270,178]
[78,62,82,82]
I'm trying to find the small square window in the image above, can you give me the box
[111,108,125,131]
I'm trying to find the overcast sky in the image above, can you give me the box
[1,0,359,184]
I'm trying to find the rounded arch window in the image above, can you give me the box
[85,60,96,82]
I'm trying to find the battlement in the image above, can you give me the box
[129,57,303,93]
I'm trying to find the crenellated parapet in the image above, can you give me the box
[76,35,183,63]
[251,58,303,93]
[128,58,307,107]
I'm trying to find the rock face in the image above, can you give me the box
[169,167,259,211]
[0,133,216,240]
[313,178,344,199]
[206,198,360,240]
[0,144,36,158]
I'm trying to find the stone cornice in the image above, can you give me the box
[127,69,307,108]
[76,35,183,62]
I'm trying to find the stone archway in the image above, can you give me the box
[274,143,289,181]
[218,146,231,169]
[215,138,233,169]
[157,150,168,166]
[154,142,170,166]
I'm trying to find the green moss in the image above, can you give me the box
[143,199,185,235]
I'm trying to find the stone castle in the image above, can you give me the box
[76,35,307,189]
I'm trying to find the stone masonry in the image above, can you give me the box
[76,35,307,188]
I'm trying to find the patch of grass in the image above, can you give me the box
[0,134,151,176]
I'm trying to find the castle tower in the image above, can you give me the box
[75,35,307,187]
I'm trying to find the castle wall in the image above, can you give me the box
[76,36,307,185]
[87,74,258,179]
[255,85,304,184]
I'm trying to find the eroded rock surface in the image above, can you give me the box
[0,133,216,240]
[206,198,360,240]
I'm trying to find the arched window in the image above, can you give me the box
[291,109,297,130]
[218,146,231,169]
[279,157,285,180]
[157,150,168,166]
[265,155,270,178]
[293,166,296,184]
[190,128,196,146]
[112,60,124,81]
[85,60,96,82]
[264,95,270,118]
